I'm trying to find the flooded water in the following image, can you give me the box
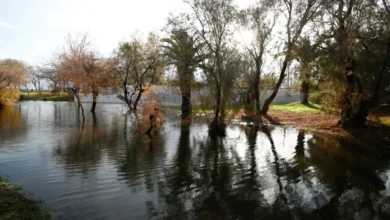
[1,102,390,219]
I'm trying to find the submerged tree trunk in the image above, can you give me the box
[123,82,130,108]
[133,87,144,110]
[300,80,309,104]
[181,93,192,119]
[73,89,85,125]
[209,80,225,135]
[180,71,192,118]
[90,90,99,112]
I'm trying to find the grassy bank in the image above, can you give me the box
[19,92,72,102]
[167,102,322,114]
[382,119,390,126]
[270,102,321,113]
[0,176,50,220]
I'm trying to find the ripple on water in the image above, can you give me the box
[1,102,390,219]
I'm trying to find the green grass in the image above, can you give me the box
[19,92,71,102]
[0,176,50,220]
[382,119,390,125]
[270,102,321,113]
[166,105,181,111]
[167,102,322,114]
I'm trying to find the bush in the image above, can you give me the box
[309,91,322,104]
[0,88,20,106]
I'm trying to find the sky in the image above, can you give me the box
[0,0,254,65]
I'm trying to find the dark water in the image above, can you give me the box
[1,102,390,220]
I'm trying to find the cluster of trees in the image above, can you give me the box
[160,0,390,131]
[1,0,389,134]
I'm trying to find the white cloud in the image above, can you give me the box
[0,20,20,32]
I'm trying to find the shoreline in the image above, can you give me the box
[242,111,390,150]
[0,176,50,220]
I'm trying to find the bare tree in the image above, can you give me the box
[28,66,43,94]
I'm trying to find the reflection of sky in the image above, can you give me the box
[1,102,390,219]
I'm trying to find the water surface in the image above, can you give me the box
[1,101,390,219]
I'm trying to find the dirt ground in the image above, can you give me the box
[242,111,390,149]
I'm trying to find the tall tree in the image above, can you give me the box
[319,0,390,127]
[114,42,135,108]
[57,35,91,123]
[238,0,278,114]
[161,29,203,118]
[260,0,323,114]
[185,0,237,133]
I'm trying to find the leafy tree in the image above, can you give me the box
[316,0,390,127]
[292,37,320,104]
[0,59,27,106]
[238,0,278,114]
[260,0,323,114]
[161,29,203,118]
[114,33,165,111]
[185,0,237,134]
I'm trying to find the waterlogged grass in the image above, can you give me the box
[270,102,321,114]
[19,92,71,102]
[0,176,50,220]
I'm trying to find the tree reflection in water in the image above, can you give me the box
[16,103,389,219]
[145,121,390,220]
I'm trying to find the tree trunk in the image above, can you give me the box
[254,57,262,115]
[38,82,41,95]
[209,81,225,135]
[261,60,288,114]
[181,93,192,118]
[133,88,143,110]
[338,93,371,128]
[73,89,85,125]
[300,80,309,104]
[123,83,130,108]
[245,88,253,112]
[24,86,29,97]
[338,60,370,128]
[90,90,98,112]
[214,86,221,122]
